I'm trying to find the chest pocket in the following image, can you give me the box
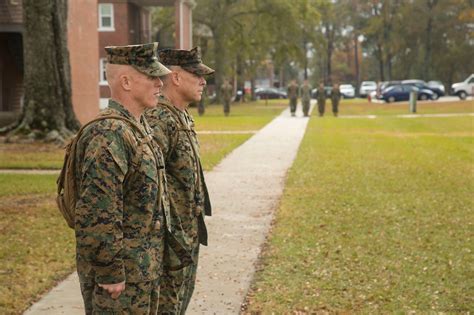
[124,132,163,202]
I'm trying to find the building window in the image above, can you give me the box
[98,4,114,31]
[99,58,108,86]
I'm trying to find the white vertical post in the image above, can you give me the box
[179,0,184,49]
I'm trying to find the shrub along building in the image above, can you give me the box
[0,0,194,126]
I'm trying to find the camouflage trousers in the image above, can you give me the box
[158,245,200,314]
[332,101,339,116]
[80,279,160,315]
[223,100,230,116]
[318,100,326,116]
[197,101,205,116]
[289,98,297,115]
[302,99,310,116]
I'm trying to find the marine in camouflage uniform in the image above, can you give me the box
[74,42,171,315]
[220,79,233,116]
[144,46,214,314]
[316,82,327,117]
[331,83,341,117]
[197,89,206,116]
[300,80,312,117]
[287,80,299,116]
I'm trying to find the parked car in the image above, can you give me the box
[255,87,287,99]
[402,79,444,99]
[451,74,474,100]
[380,80,402,92]
[340,84,355,98]
[359,81,377,97]
[427,80,445,95]
[381,84,435,103]
[276,87,288,98]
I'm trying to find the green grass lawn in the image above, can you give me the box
[338,99,474,115]
[0,196,75,315]
[0,100,286,170]
[0,174,57,197]
[190,100,286,131]
[246,115,474,313]
[0,143,65,169]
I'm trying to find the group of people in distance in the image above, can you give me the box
[287,80,341,117]
[72,42,212,314]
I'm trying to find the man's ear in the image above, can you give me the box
[120,74,132,91]
[171,71,180,86]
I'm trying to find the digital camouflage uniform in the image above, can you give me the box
[287,81,299,116]
[75,100,165,315]
[145,47,214,314]
[74,43,171,315]
[316,85,327,116]
[300,82,312,117]
[220,81,233,116]
[331,86,341,117]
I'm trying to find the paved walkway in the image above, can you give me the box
[23,104,313,315]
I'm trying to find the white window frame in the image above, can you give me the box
[98,3,115,31]
[99,58,108,86]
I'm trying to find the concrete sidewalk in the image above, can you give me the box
[24,105,312,315]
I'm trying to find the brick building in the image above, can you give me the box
[0,0,23,125]
[0,0,194,125]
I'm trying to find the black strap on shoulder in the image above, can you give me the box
[156,102,212,217]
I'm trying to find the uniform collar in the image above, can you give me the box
[158,95,188,114]
[108,99,140,122]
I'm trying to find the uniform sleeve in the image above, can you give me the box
[75,129,129,284]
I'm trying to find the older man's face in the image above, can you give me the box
[130,72,163,109]
[176,69,207,103]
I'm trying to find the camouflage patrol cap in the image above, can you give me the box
[158,46,215,76]
[105,42,171,77]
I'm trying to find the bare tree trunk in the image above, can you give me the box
[279,65,284,88]
[3,0,78,143]
[354,34,360,95]
[387,52,393,81]
[250,77,256,101]
[303,38,308,80]
[423,0,437,80]
[236,53,245,102]
[325,24,334,85]
[213,27,225,104]
[376,43,385,81]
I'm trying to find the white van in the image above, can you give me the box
[451,74,474,100]
[359,81,377,97]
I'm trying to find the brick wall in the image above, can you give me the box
[98,1,153,99]
[0,0,23,25]
[175,0,192,49]
[68,0,100,124]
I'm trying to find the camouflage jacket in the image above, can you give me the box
[74,100,166,284]
[145,97,211,253]
[300,84,312,101]
[287,83,299,99]
[331,88,341,103]
[316,88,327,102]
[220,83,233,102]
